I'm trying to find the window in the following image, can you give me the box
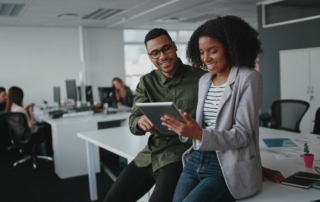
[124,29,193,90]
[261,0,320,28]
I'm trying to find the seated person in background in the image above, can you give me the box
[0,87,7,112]
[5,86,53,156]
[112,77,133,107]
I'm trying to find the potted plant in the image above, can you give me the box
[303,144,314,168]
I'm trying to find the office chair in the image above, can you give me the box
[270,100,310,133]
[313,107,320,135]
[0,112,53,170]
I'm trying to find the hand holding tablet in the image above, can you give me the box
[136,102,186,135]
[136,102,203,140]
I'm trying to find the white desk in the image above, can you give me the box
[240,127,320,202]
[79,126,320,202]
[78,126,150,201]
[43,112,130,179]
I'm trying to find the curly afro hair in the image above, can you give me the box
[144,28,172,47]
[186,15,262,70]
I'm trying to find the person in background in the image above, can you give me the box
[0,87,7,112]
[0,87,11,153]
[112,77,133,107]
[4,86,53,156]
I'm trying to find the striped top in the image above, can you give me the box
[203,82,226,129]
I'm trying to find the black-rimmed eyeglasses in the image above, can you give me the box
[148,42,174,59]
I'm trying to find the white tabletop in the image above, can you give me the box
[241,127,320,202]
[41,112,131,126]
[78,126,320,202]
[78,126,149,161]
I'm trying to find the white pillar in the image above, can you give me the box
[79,25,87,104]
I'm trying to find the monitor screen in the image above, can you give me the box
[54,87,60,104]
[98,87,116,107]
[78,86,93,105]
[66,80,77,102]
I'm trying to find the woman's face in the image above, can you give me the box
[113,80,122,90]
[198,36,231,75]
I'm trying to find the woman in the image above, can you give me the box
[5,86,53,156]
[161,16,275,202]
[112,77,133,107]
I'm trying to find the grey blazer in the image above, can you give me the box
[180,66,263,199]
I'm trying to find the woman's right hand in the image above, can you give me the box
[25,103,34,112]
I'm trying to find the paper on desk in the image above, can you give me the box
[267,147,320,160]
[262,138,297,147]
[292,137,320,145]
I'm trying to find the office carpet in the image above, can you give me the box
[0,149,121,202]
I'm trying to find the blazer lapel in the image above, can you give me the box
[215,67,239,128]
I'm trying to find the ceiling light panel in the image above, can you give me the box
[0,3,25,16]
[82,8,123,20]
[182,14,217,23]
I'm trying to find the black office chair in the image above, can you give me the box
[0,112,53,170]
[270,99,310,133]
[312,107,320,135]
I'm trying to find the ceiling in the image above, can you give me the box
[0,0,262,30]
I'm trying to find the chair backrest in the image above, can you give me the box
[313,107,320,135]
[270,99,310,133]
[0,112,32,144]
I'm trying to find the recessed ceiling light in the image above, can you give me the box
[58,13,80,19]
[0,3,25,17]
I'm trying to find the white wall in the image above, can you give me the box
[84,28,125,102]
[0,26,124,107]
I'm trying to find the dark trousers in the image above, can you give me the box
[104,161,183,202]
[35,122,53,156]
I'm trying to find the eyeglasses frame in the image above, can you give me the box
[148,41,174,59]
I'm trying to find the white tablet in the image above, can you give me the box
[136,102,186,135]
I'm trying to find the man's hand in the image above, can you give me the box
[137,115,157,132]
[161,109,203,140]
[262,167,285,183]
[117,102,123,106]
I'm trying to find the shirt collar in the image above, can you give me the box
[158,58,185,85]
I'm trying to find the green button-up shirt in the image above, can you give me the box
[129,59,205,171]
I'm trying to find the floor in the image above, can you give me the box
[0,148,125,202]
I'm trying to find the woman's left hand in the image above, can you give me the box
[161,109,203,141]
[262,166,285,183]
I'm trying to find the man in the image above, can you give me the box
[0,87,7,112]
[104,29,284,202]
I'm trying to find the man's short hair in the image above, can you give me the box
[144,28,172,47]
[0,87,6,93]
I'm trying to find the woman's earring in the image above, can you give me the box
[202,63,206,71]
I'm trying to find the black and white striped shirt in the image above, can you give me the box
[203,82,226,129]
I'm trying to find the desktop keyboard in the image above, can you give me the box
[62,111,94,118]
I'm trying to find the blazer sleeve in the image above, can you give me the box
[196,71,263,151]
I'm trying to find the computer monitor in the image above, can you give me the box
[98,87,116,108]
[66,80,77,102]
[53,87,60,106]
[77,86,93,105]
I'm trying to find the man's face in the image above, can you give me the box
[0,91,7,103]
[146,35,178,77]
